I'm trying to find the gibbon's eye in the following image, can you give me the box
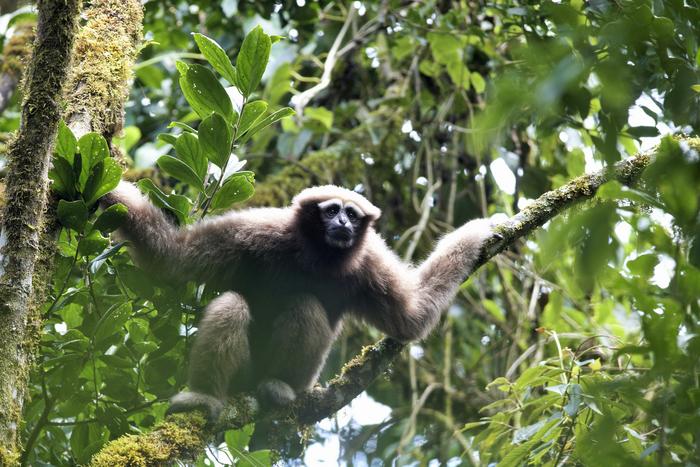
[345,208,358,221]
[325,205,340,217]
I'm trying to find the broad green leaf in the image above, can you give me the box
[179,64,235,123]
[427,32,462,66]
[471,71,486,93]
[137,179,191,224]
[57,199,88,231]
[210,172,255,211]
[78,133,110,188]
[94,302,132,344]
[89,240,126,274]
[192,33,237,84]
[93,203,128,233]
[235,25,271,97]
[238,100,268,136]
[176,132,207,180]
[239,107,295,143]
[82,158,122,206]
[446,62,470,89]
[56,120,77,162]
[175,60,189,76]
[156,155,205,191]
[158,133,177,145]
[77,229,109,256]
[49,157,77,198]
[199,113,232,168]
[225,425,255,452]
[305,106,333,130]
[168,121,197,133]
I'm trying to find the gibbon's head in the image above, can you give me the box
[292,185,381,250]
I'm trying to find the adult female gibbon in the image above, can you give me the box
[103,182,492,418]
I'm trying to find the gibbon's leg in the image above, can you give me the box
[168,292,252,421]
[256,295,338,407]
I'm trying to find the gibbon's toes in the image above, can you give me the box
[167,391,224,423]
[257,379,297,408]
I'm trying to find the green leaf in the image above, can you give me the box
[94,302,131,344]
[305,106,334,130]
[210,172,255,211]
[137,179,191,224]
[175,60,189,76]
[692,84,700,93]
[239,107,295,143]
[57,199,88,231]
[235,25,271,98]
[192,33,237,84]
[168,121,198,133]
[89,240,126,274]
[471,71,486,93]
[56,120,77,162]
[179,64,235,123]
[78,133,110,188]
[199,112,232,168]
[238,100,268,137]
[82,158,122,206]
[49,157,77,198]
[225,425,254,453]
[156,155,205,191]
[77,230,110,257]
[157,133,177,145]
[93,203,128,233]
[175,132,207,180]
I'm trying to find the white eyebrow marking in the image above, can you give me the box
[343,201,365,218]
[318,198,342,210]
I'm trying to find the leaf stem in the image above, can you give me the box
[200,98,247,218]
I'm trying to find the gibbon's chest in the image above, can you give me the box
[227,251,356,320]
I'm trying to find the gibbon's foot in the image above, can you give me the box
[167,391,224,423]
[257,379,297,408]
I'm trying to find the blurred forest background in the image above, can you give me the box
[0,0,699,465]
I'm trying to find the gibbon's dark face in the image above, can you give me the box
[318,198,365,248]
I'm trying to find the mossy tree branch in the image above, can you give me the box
[91,144,661,466]
[0,1,78,464]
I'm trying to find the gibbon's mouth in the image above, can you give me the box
[326,227,354,248]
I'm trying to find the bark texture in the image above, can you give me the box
[16,0,143,463]
[91,142,668,466]
[0,1,78,464]
[63,0,143,139]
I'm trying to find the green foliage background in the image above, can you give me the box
[1,0,698,465]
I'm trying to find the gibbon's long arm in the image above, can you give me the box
[102,181,291,283]
[355,219,492,342]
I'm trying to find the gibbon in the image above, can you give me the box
[102,182,492,419]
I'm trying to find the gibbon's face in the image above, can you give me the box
[318,198,366,248]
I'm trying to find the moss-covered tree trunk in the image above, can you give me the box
[15,0,143,463]
[0,1,78,464]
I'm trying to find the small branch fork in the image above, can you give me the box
[92,147,655,465]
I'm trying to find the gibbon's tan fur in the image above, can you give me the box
[103,181,492,417]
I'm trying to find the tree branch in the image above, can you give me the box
[0,1,79,463]
[91,143,663,466]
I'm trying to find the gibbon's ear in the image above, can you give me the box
[292,185,381,221]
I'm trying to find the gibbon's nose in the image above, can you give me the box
[337,213,348,225]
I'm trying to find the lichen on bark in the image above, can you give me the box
[63,0,143,139]
[0,0,79,463]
